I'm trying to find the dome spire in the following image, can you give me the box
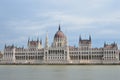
[59,24,61,31]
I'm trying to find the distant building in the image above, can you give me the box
[1,25,120,64]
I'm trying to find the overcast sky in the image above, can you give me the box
[0,0,120,50]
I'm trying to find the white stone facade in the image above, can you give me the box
[1,25,120,64]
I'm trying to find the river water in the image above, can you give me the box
[0,65,120,80]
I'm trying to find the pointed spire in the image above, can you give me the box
[104,42,106,47]
[5,44,6,48]
[113,41,116,46]
[45,31,49,48]
[79,35,81,41]
[40,38,42,44]
[58,24,61,31]
[37,37,39,42]
[28,37,30,46]
[28,37,30,42]
[89,35,91,41]
[114,41,115,44]
[12,44,14,48]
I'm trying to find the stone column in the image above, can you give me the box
[13,48,16,63]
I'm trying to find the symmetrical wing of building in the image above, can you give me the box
[1,25,120,64]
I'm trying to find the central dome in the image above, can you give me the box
[54,25,65,38]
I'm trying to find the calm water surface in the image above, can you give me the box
[0,65,120,80]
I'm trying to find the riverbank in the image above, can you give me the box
[0,63,120,65]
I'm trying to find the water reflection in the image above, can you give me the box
[0,65,120,80]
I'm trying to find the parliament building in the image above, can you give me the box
[1,25,120,64]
